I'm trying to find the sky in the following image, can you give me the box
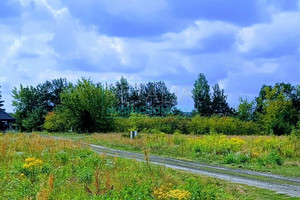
[0,0,300,112]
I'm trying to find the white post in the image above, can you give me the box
[130,131,134,139]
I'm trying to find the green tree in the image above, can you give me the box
[192,73,211,116]
[12,85,45,131]
[260,86,295,135]
[237,97,255,121]
[144,81,177,116]
[12,78,68,131]
[254,83,299,134]
[110,76,131,116]
[211,83,232,116]
[59,78,116,133]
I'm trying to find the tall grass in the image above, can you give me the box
[1,133,286,199]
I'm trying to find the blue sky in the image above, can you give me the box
[0,0,300,112]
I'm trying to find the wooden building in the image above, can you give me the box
[0,111,15,132]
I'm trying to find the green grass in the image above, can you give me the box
[1,133,299,200]
[36,132,300,178]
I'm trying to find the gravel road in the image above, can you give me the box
[89,144,300,197]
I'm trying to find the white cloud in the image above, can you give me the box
[237,11,300,57]
[164,20,238,49]
[1,0,300,113]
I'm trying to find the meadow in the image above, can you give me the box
[0,133,298,200]
[41,132,300,177]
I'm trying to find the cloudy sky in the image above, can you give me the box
[0,0,300,112]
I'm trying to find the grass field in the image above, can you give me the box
[0,133,299,199]
[38,132,300,177]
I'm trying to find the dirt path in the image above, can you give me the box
[89,144,300,197]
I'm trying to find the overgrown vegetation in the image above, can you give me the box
[6,73,299,135]
[65,132,300,177]
[1,133,294,199]
[112,114,261,135]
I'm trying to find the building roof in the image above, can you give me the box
[0,111,16,122]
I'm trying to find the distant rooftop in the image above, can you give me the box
[0,111,15,121]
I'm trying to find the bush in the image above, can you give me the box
[223,152,250,164]
[114,115,262,135]
[258,151,284,166]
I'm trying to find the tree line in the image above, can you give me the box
[1,73,299,135]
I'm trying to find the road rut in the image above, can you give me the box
[89,144,300,197]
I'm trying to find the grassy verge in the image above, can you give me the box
[1,133,299,200]
[35,132,300,178]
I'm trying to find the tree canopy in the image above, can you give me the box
[192,73,211,116]
[12,78,68,131]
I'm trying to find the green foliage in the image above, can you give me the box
[189,115,261,135]
[258,151,284,166]
[211,84,233,116]
[44,111,72,132]
[78,167,94,184]
[12,78,68,131]
[1,134,271,200]
[110,77,178,116]
[110,76,131,116]
[55,151,69,164]
[223,152,250,164]
[260,86,294,135]
[255,83,299,135]
[192,73,211,116]
[59,78,116,133]
[237,97,255,121]
[114,115,262,135]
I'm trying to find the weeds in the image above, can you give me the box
[0,133,297,199]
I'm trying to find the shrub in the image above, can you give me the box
[111,115,262,135]
[258,151,284,166]
[223,153,250,164]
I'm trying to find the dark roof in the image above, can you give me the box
[0,111,15,121]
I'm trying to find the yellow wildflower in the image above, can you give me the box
[25,157,36,163]
[19,173,25,179]
[23,157,43,170]
[167,189,191,200]
[153,185,191,200]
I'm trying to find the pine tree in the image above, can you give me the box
[211,83,232,116]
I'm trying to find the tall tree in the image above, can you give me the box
[12,85,45,131]
[129,83,147,113]
[59,78,116,133]
[192,73,211,116]
[111,77,131,116]
[211,83,232,115]
[126,81,177,116]
[144,81,177,116]
[12,78,69,131]
[255,83,299,135]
